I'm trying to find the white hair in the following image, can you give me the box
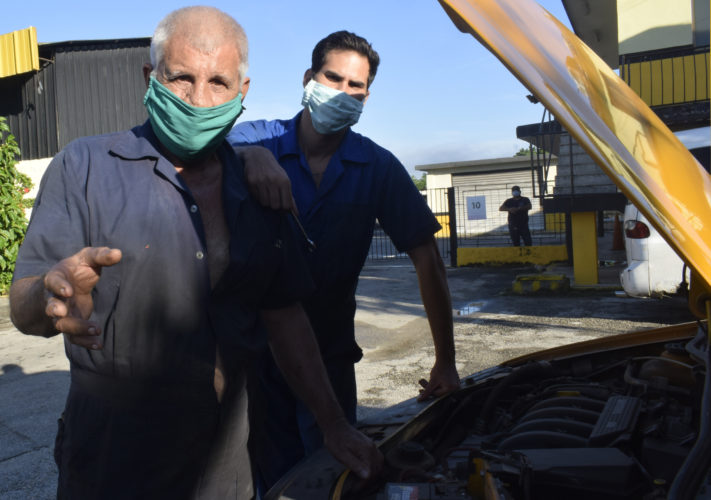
[150,6,249,84]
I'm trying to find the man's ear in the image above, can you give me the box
[142,63,153,87]
[303,69,313,87]
[240,77,251,101]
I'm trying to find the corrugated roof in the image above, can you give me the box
[0,27,39,78]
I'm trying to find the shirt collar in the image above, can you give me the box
[276,111,369,165]
[109,120,163,160]
[108,121,247,203]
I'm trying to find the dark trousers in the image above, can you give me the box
[248,354,357,494]
[509,223,532,246]
[55,368,252,500]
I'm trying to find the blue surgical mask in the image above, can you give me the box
[301,79,363,135]
[143,76,243,162]
[512,190,521,197]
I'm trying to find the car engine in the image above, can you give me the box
[343,328,708,500]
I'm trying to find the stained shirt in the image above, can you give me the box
[229,112,440,361]
[14,121,314,385]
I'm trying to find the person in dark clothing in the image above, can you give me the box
[8,7,381,499]
[499,185,533,246]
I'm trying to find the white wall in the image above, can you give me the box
[618,0,693,53]
[17,157,52,198]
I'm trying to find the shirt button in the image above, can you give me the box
[196,251,204,260]
[190,204,198,213]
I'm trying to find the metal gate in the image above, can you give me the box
[367,189,452,263]
[367,185,566,266]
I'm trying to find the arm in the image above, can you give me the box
[235,145,296,212]
[407,236,460,401]
[261,303,383,479]
[10,247,122,348]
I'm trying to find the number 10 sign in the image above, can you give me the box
[466,196,486,220]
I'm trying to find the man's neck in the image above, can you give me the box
[159,144,218,177]
[297,108,346,160]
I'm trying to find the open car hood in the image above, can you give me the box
[438,0,711,296]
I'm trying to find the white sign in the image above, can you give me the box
[466,195,487,220]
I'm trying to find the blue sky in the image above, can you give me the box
[2,1,573,174]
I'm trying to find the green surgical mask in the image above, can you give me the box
[143,76,243,162]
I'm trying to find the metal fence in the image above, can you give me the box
[367,220,452,263]
[366,185,566,265]
[449,184,566,248]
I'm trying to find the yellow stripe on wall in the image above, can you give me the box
[650,59,663,106]
[640,60,652,104]
[661,58,674,105]
[695,53,708,100]
[683,55,696,101]
[673,57,686,103]
[624,51,709,106]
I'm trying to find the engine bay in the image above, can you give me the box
[342,325,708,500]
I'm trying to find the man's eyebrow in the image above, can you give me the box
[162,67,186,79]
[323,70,343,80]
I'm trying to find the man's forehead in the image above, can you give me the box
[323,49,368,67]
[164,35,241,62]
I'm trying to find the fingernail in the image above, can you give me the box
[91,343,101,350]
[88,327,97,335]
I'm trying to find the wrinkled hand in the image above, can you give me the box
[323,417,384,480]
[417,361,460,401]
[240,145,296,212]
[44,246,122,349]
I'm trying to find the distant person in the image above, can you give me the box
[500,185,532,246]
[229,30,460,490]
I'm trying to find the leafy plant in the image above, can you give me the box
[0,117,32,294]
[411,173,426,191]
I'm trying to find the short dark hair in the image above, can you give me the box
[512,186,521,191]
[311,31,380,88]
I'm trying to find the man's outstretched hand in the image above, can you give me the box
[44,246,122,349]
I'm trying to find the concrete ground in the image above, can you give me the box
[0,257,695,499]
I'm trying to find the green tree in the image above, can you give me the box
[0,117,32,294]
[515,146,547,157]
[411,173,426,191]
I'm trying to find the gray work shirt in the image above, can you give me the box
[14,122,314,387]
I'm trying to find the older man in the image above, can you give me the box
[9,7,380,499]
[230,31,460,490]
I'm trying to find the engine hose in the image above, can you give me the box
[668,303,711,499]
[474,361,556,434]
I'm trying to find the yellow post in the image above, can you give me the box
[571,212,598,285]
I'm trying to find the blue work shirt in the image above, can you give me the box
[15,121,314,386]
[229,111,440,361]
